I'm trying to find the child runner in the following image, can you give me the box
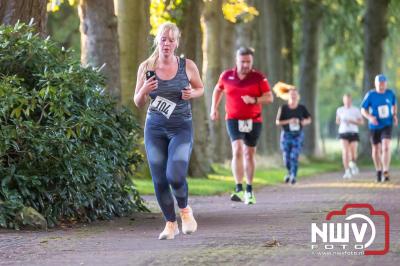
[274,82,312,184]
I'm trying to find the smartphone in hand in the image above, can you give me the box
[146,70,156,80]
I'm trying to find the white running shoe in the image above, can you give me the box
[349,161,359,175]
[180,206,197,234]
[343,169,352,179]
[158,221,179,240]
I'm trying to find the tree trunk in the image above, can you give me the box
[202,0,228,163]
[298,0,322,156]
[0,0,47,35]
[253,0,294,155]
[179,0,211,177]
[78,0,121,101]
[221,21,235,70]
[281,0,294,84]
[260,0,288,155]
[235,21,253,50]
[360,0,390,156]
[115,0,150,120]
[252,1,267,154]
[220,19,236,161]
[362,0,390,93]
[233,0,255,49]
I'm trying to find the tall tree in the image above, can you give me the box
[221,21,236,70]
[235,20,253,50]
[253,0,295,154]
[281,0,294,84]
[202,0,229,163]
[220,19,236,160]
[179,0,211,177]
[78,0,121,100]
[203,0,258,162]
[116,0,150,118]
[363,0,390,92]
[47,4,80,53]
[298,0,322,156]
[252,0,267,154]
[360,0,390,155]
[252,0,293,154]
[0,0,47,35]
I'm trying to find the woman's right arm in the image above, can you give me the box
[134,63,158,108]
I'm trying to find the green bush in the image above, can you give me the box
[0,23,147,229]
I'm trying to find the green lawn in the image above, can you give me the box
[133,130,400,196]
[133,141,400,196]
[133,158,343,196]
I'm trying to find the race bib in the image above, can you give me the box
[377,105,390,119]
[151,96,176,119]
[289,120,300,131]
[238,119,253,133]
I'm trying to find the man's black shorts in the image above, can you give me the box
[339,132,360,142]
[226,119,262,147]
[370,126,392,145]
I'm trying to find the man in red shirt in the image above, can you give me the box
[210,47,273,204]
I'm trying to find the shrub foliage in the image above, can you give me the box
[0,23,147,229]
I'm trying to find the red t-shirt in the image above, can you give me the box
[217,68,270,122]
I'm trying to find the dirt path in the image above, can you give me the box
[1,170,400,266]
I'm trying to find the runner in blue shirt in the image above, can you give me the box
[361,74,398,182]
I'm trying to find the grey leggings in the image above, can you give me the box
[144,115,193,222]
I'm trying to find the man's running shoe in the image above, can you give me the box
[230,190,244,202]
[290,175,297,185]
[383,171,390,182]
[244,191,256,205]
[376,171,382,182]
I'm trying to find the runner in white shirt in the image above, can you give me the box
[336,94,364,178]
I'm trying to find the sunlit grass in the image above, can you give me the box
[134,158,342,196]
[133,138,400,196]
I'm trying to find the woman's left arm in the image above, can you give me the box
[182,59,204,100]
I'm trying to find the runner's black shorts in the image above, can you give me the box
[338,132,360,142]
[369,126,392,145]
[226,119,262,147]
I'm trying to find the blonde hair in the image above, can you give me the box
[272,81,297,101]
[143,22,181,73]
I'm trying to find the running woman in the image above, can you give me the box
[361,74,398,182]
[134,22,204,240]
[210,47,273,205]
[274,83,312,184]
[336,94,364,179]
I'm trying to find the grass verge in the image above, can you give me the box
[133,158,344,196]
